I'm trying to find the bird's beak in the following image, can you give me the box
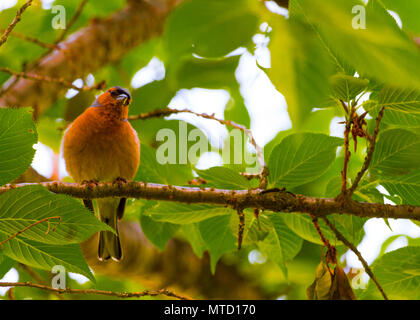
[116,94,131,106]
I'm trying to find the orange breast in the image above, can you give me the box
[62,108,140,183]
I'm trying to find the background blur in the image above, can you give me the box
[1,0,419,300]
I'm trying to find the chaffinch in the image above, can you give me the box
[62,86,140,261]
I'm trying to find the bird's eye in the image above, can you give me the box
[110,90,118,96]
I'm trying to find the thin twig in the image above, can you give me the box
[18,263,65,300]
[55,0,88,44]
[310,214,336,264]
[0,0,33,48]
[348,107,385,195]
[0,67,105,92]
[0,282,190,300]
[322,216,388,300]
[0,30,58,49]
[0,216,61,247]
[0,0,88,98]
[128,107,268,188]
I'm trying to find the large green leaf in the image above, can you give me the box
[135,144,193,185]
[268,133,343,188]
[370,129,420,176]
[163,0,259,62]
[267,17,335,127]
[198,215,236,273]
[172,55,240,90]
[0,239,94,282]
[295,0,420,90]
[0,186,112,245]
[195,166,252,189]
[0,253,15,279]
[381,0,420,35]
[143,202,233,224]
[330,73,369,102]
[365,246,420,299]
[139,214,179,251]
[180,223,207,258]
[380,170,420,206]
[258,214,303,278]
[0,108,37,186]
[280,213,337,246]
[368,87,420,127]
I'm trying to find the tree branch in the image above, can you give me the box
[0,30,58,49]
[0,0,33,48]
[0,282,190,300]
[2,181,420,221]
[0,67,105,92]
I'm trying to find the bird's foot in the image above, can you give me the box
[81,179,99,189]
[112,177,127,188]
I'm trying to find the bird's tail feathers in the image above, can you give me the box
[97,199,122,261]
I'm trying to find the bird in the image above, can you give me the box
[62,86,140,261]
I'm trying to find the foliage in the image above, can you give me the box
[0,0,419,300]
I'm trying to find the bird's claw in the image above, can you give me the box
[81,179,99,189]
[112,177,127,188]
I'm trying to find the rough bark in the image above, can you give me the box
[3,181,420,221]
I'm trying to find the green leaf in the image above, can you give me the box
[0,253,15,279]
[195,166,252,189]
[180,223,207,258]
[131,119,210,165]
[329,214,366,246]
[198,215,236,273]
[381,0,420,34]
[267,17,335,127]
[370,129,420,176]
[281,213,336,246]
[143,202,233,224]
[0,186,113,245]
[295,0,420,89]
[0,108,37,186]
[368,87,420,127]
[330,73,369,102]
[366,246,420,299]
[130,80,175,115]
[242,213,271,245]
[380,170,420,206]
[0,240,95,282]
[36,116,64,153]
[135,144,193,185]
[139,215,179,251]
[268,133,343,188]
[163,0,259,61]
[172,55,240,89]
[258,214,303,278]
